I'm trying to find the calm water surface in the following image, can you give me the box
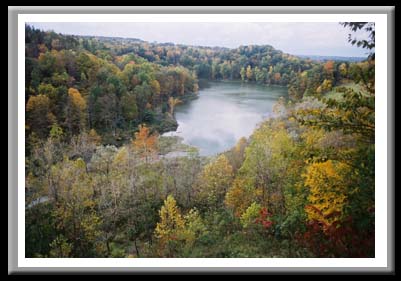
[164,81,287,156]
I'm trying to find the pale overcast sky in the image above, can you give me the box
[29,22,371,57]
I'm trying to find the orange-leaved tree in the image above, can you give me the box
[132,124,158,162]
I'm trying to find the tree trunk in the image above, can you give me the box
[134,238,140,257]
[106,240,111,257]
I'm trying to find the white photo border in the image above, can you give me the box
[15,12,389,270]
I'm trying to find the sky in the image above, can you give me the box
[29,22,371,57]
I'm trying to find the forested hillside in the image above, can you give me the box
[25,23,375,258]
[25,24,364,144]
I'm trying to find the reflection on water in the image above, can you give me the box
[163,81,287,156]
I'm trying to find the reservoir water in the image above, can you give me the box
[164,81,287,156]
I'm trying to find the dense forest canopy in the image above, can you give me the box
[25,23,375,258]
[25,24,367,145]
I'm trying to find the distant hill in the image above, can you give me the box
[296,54,366,62]
[80,35,144,43]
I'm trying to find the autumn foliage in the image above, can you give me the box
[154,195,185,256]
[303,160,350,227]
[255,207,274,230]
[25,23,375,258]
[132,124,158,161]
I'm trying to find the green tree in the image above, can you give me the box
[121,93,138,125]
[240,67,246,81]
[254,66,265,84]
[49,235,72,257]
[50,158,102,257]
[196,155,234,210]
[341,22,375,58]
[240,202,261,229]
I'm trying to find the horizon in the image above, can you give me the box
[28,22,372,58]
[35,31,367,59]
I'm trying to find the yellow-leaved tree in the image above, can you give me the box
[66,87,87,135]
[155,196,208,257]
[246,65,253,81]
[303,160,350,228]
[168,97,182,116]
[225,177,256,217]
[154,195,185,257]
